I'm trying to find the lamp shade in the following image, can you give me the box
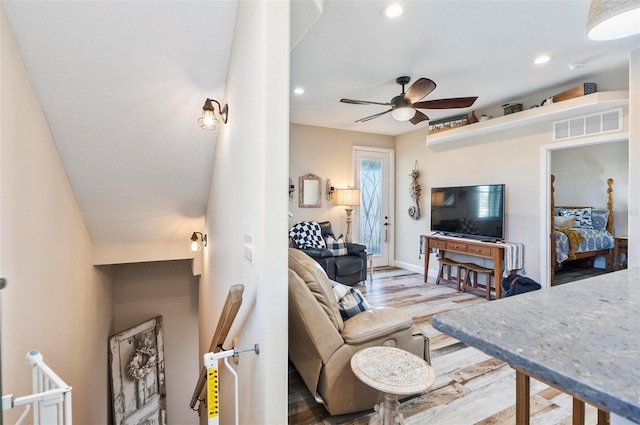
[335,188,361,206]
[587,0,640,40]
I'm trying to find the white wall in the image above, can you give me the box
[199,1,289,424]
[289,123,394,237]
[113,260,199,425]
[628,49,640,268]
[396,122,552,281]
[1,8,114,424]
[551,141,629,236]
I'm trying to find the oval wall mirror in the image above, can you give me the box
[299,173,321,208]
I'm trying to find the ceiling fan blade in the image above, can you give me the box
[341,98,393,106]
[414,96,478,109]
[410,110,429,125]
[404,78,436,103]
[355,109,392,123]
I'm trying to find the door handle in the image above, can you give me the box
[383,216,389,242]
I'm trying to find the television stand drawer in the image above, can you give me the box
[428,238,447,249]
[467,245,493,256]
[446,241,467,252]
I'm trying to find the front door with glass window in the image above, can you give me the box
[354,147,394,268]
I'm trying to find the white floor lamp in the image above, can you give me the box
[335,188,361,243]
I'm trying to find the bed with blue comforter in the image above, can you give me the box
[554,227,615,265]
[550,175,615,284]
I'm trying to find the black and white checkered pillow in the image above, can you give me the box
[289,221,326,249]
[324,234,347,256]
[330,280,372,320]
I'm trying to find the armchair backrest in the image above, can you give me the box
[288,248,344,332]
[318,221,334,238]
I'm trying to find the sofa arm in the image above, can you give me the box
[302,247,335,258]
[340,307,413,345]
[346,243,366,255]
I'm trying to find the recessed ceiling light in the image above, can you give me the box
[534,55,552,65]
[293,87,304,95]
[383,4,403,19]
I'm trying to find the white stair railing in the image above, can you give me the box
[2,351,72,425]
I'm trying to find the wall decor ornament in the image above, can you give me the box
[127,346,158,381]
[428,114,468,134]
[289,178,295,201]
[299,173,322,208]
[326,178,335,201]
[408,161,421,220]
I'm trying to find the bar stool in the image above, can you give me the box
[435,257,464,291]
[461,263,494,300]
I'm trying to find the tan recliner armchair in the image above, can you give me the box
[288,248,430,415]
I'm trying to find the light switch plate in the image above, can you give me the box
[244,233,254,264]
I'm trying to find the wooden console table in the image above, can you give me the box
[421,235,507,299]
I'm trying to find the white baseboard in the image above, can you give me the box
[392,260,422,274]
[392,259,438,282]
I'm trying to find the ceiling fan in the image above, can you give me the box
[340,76,478,125]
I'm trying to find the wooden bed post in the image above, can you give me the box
[606,178,614,271]
[606,178,614,234]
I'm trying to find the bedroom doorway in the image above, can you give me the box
[540,134,629,288]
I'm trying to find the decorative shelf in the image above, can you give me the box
[426,91,629,146]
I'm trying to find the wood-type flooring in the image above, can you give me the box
[288,267,602,425]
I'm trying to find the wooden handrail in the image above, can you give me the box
[189,283,244,410]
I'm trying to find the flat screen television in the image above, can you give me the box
[430,184,505,241]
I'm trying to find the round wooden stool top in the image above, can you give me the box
[351,346,434,395]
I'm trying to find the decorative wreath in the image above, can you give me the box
[127,346,158,381]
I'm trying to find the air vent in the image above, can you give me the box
[553,108,622,141]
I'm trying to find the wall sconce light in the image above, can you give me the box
[198,98,229,130]
[289,178,295,201]
[189,232,208,252]
[326,179,335,201]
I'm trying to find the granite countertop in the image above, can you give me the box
[432,268,640,423]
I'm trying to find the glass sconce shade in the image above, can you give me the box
[189,232,207,252]
[198,102,219,130]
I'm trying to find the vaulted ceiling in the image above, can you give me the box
[3,1,238,245]
[3,1,639,247]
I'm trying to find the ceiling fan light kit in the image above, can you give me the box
[587,0,640,40]
[391,106,415,121]
[340,75,477,126]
